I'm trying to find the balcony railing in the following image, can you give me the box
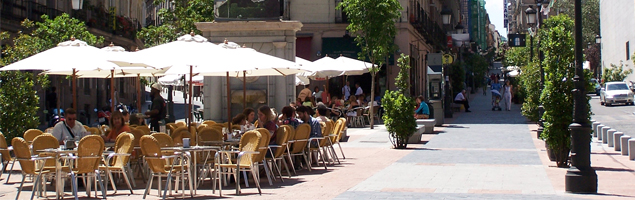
[1,0,63,23]
[408,2,447,50]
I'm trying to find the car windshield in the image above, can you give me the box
[607,83,629,90]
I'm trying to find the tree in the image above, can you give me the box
[137,0,215,48]
[382,54,416,149]
[0,14,103,142]
[538,15,592,168]
[553,0,599,44]
[602,61,633,83]
[338,0,402,129]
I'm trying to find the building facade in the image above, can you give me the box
[599,0,635,82]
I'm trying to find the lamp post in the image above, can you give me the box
[595,35,602,79]
[565,0,597,193]
[72,0,84,10]
[441,8,453,118]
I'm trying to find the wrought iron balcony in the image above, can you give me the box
[408,5,447,50]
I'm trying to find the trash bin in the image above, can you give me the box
[429,100,443,126]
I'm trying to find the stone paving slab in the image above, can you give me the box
[335,191,587,200]
[397,148,542,165]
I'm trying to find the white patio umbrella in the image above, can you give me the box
[334,55,373,75]
[0,38,117,110]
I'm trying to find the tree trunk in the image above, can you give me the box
[370,72,376,129]
[555,147,570,168]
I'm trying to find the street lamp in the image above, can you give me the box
[596,35,602,79]
[565,0,597,193]
[72,0,84,10]
[441,8,452,25]
[525,6,537,26]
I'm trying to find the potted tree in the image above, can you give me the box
[382,54,417,149]
[539,15,592,167]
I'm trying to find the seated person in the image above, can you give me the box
[129,113,146,126]
[51,108,88,145]
[454,89,471,112]
[296,106,322,140]
[302,96,314,107]
[279,106,302,128]
[414,96,430,119]
[103,110,131,143]
[257,105,278,145]
[232,113,247,126]
[315,104,330,123]
[289,101,297,108]
[329,96,343,117]
[346,96,360,116]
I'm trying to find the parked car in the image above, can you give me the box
[600,82,635,106]
[589,78,601,96]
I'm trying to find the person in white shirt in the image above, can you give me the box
[51,108,88,144]
[355,83,363,97]
[454,90,471,112]
[342,81,351,100]
[315,104,330,123]
[313,86,323,101]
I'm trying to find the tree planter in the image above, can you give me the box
[545,143,556,161]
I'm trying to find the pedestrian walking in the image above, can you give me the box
[503,80,513,111]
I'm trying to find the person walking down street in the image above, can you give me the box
[454,90,471,112]
[414,96,430,119]
[51,108,87,145]
[342,81,351,100]
[145,83,167,132]
[503,80,513,111]
[491,78,502,93]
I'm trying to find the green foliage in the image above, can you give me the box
[466,55,489,89]
[602,61,633,82]
[0,14,102,142]
[553,0,599,45]
[450,61,465,96]
[538,15,592,167]
[382,54,416,149]
[395,54,410,93]
[137,0,215,48]
[520,61,542,121]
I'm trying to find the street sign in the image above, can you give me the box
[442,54,454,64]
[427,53,443,66]
[507,34,527,47]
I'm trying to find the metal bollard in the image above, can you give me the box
[602,126,611,143]
[629,138,635,160]
[596,125,605,140]
[614,132,624,151]
[608,129,616,147]
[622,135,631,156]
[592,122,601,137]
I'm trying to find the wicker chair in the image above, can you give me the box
[214,130,262,196]
[23,129,44,144]
[31,134,59,171]
[0,132,15,183]
[288,124,312,173]
[252,128,274,186]
[319,120,340,165]
[61,135,107,199]
[329,118,347,160]
[140,135,192,199]
[12,137,53,200]
[100,132,135,194]
[307,122,330,169]
[197,127,223,145]
[135,125,151,136]
[265,126,292,180]
[171,127,191,146]
[175,121,186,128]
[165,123,177,135]
[151,133,174,148]
[86,127,101,135]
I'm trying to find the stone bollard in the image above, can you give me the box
[596,125,605,140]
[602,126,611,143]
[630,138,635,160]
[608,129,616,147]
[592,122,601,137]
[614,132,624,151]
[622,135,631,156]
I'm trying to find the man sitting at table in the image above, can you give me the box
[296,106,322,144]
[52,108,87,145]
[315,104,330,123]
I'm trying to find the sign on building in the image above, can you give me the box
[507,34,526,47]
[427,53,443,66]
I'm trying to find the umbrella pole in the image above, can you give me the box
[72,68,77,110]
[137,74,141,114]
[227,72,232,131]
[243,70,246,109]
[189,65,193,130]
[110,70,115,114]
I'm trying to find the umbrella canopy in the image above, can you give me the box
[159,74,204,86]
[334,55,373,75]
[296,55,373,80]
[0,38,113,71]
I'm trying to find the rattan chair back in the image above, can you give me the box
[151,133,174,147]
[12,137,35,174]
[253,128,271,162]
[291,124,311,154]
[32,134,59,167]
[239,130,262,166]
[129,128,146,147]
[171,127,191,145]
[76,135,105,174]
[23,129,43,143]
[135,125,151,135]
[112,133,134,168]
[139,135,167,173]
[197,127,223,143]
[166,123,177,135]
[175,121,186,128]
[272,126,289,158]
[0,132,11,161]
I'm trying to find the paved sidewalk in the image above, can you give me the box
[3,88,635,199]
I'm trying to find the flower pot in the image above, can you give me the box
[545,143,556,161]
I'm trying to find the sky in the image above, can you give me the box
[484,0,507,37]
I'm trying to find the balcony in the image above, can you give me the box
[407,3,447,50]
[1,0,140,41]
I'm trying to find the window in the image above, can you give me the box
[627,41,630,60]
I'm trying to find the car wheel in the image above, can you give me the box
[606,102,611,106]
